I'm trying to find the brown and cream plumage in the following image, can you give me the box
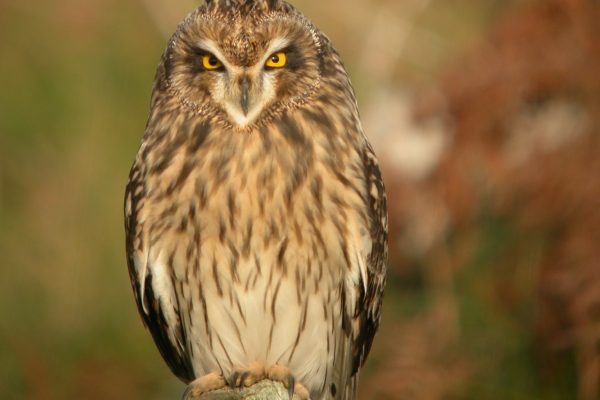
[124,1,387,399]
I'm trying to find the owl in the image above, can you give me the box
[124,1,387,399]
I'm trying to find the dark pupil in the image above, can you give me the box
[208,56,218,66]
[271,55,280,63]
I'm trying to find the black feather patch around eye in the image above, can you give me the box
[186,47,225,73]
[274,45,303,71]
[185,47,208,73]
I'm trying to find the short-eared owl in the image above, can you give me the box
[124,0,387,399]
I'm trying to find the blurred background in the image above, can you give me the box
[1,0,599,398]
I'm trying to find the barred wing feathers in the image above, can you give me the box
[124,162,196,383]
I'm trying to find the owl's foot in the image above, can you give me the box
[266,365,310,400]
[228,363,266,388]
[183,372,227,399]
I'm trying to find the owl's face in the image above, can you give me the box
[164,1,323,128]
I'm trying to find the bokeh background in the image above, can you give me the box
[1,0,599,398]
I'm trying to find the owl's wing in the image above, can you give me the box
[124,162,196,383]
[350,142,388,375]
[336,141,387,400]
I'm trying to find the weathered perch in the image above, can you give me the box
[183,380,302,400]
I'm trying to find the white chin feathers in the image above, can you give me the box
[223,101,264,127]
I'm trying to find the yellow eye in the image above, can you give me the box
[202,54,223,70]
[265,52,287,69]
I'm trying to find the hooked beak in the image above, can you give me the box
[240,76,250,116]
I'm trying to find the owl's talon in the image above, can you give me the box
[266,365,310,400]
[228,364,266,389]
[239,371,251,387]
[230,371,251,387]
[183,373,227,399]
[287,375,295,400]
[227,371,241,387]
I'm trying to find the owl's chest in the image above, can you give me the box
[145,124,365,270]
[154,130,311,231]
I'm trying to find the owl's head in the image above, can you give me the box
[161,0,326,128]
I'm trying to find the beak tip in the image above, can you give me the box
[240,77,250,116]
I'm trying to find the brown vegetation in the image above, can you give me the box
[372,0,600,398]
